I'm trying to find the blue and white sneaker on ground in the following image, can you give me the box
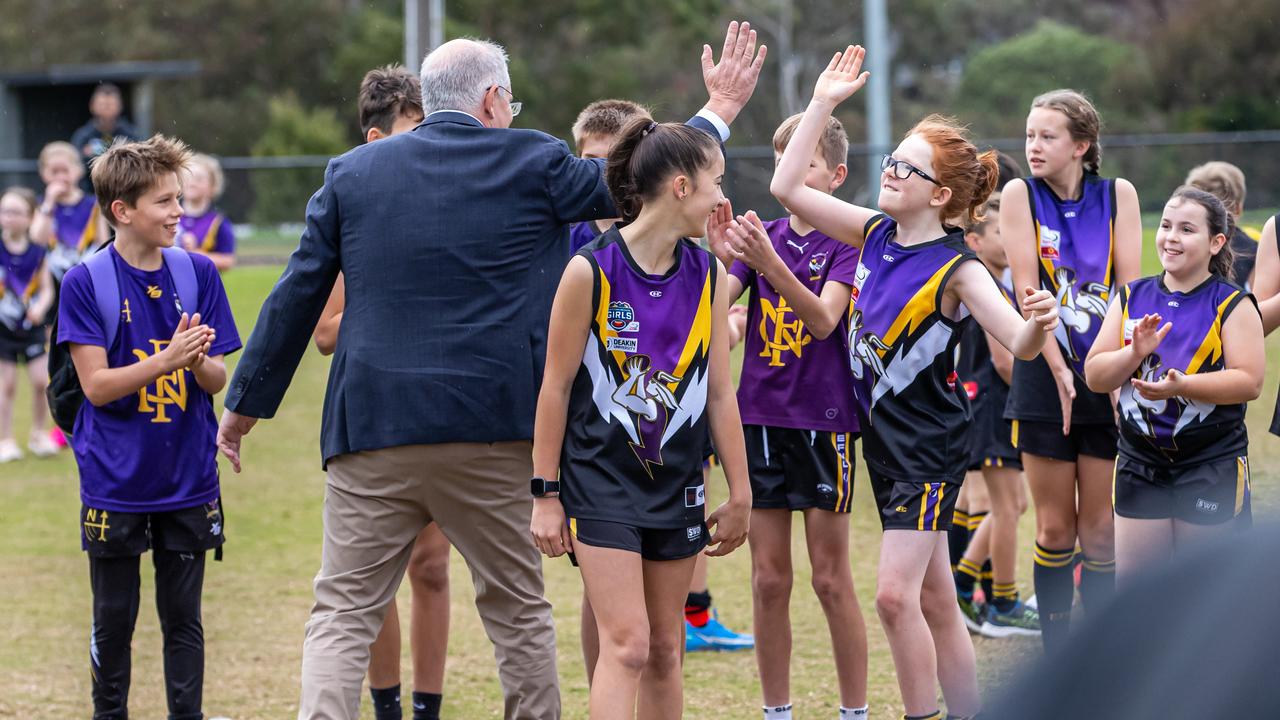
[980,601,1041,638]
[686,610,754,651]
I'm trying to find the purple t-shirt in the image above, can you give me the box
[730,217,860,432]
[179,208,236,255]
[58,246,242,512]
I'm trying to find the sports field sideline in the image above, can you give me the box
[3,231,1277,718]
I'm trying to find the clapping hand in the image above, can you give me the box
[1133,369,1183,402]
[701,21,767,125]
[706,199,736,268]
[813,45,871,108]
[1022,287,1060,333]
[1130,313,1172,357]
[725,211,783,276]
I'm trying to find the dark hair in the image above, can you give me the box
[358,65,424,136]
[995,151,1023,192]
[91,134,193,226]
[1031,89,1102,173]
[1167,185,1235,278]
[0,186,38,216]
[92,83,122,99]
[605,118,720,222]
[907,115,999,225]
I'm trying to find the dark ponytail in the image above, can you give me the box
[605,117,720,223]
[1169,185,1236,279]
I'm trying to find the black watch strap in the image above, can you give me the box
[530,477,561,497]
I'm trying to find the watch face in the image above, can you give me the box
[530,477,545,496]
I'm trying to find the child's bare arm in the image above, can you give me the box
[705,260,751,557]
[313,273,346,355]
[191,354,227,396]
[72,313,214,406]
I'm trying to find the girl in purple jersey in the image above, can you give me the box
[1085,187,1263,584]
[0,187,56,461]
[1250,214,1280,436]
[763,46,1059,720]
[178,154,236,272]
[531,118,751,720]
[30,141,109,282]
[1002,90,1144,651]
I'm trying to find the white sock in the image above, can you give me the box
[763,704,793,720]
[840,706,869,719]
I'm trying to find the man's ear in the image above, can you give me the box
[365,127,385,143]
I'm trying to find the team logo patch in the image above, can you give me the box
[684,485,706,508]
[850,262,870,303]
[1195,498,1220,513]
[146,285,163,299]
[607,301,638,332]
[1039,226,1061,259]
[686,525,703,541]
[606,336,638,353]
[817,483,835,495]
[1123,318,1140,344]
[808,252,829,279]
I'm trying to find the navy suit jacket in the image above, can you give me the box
[225,111,720,464]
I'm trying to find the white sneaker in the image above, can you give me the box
[1025,594,1038,610]
[28,432,59,458]
[0,439,23,463]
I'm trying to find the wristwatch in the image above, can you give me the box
[530,476,560,498]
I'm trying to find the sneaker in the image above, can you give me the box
[28,432,58,458]
[1024,594,1038,611]
[957,594,984,634]
[687,610,754,651]
[980,601,1041,638]
[0,439,22,463]
[685,622,715,652]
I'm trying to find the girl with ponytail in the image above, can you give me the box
[531,116,752,718]
[742,45,1060,720]
[1001,89,1144,653]
[1085,186,1262,581]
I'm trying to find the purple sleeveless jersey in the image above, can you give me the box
[561,228,714,529]
[179,208,236,255]
[848,215,978,482]
[46,194,102,281]
[1027,174,1116,376]
[731,217,859,432]
[1116,274,1252,466]
[0,241,47,331]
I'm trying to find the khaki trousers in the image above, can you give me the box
[296,441,559,719]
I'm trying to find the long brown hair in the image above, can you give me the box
[1031,89,1102,174]
[1167,186,1235,279]
[605,118,720,222]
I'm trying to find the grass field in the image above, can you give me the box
[2,225,1277,718]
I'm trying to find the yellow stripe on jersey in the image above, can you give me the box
[1119,285,1131,343]
[593,267,628,370]
[865,216,887,240]
[1036,218,1058,292]
[1104,213,1115,288]
[201,215,224,253]
[78,203,100,252]
[877,255,963,357]
[669,265,713,387]
[1185,291,1240,374]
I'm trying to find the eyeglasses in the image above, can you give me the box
[495,86,522,117]
[881,155,941,186]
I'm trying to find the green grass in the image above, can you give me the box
[1,253,1277,719]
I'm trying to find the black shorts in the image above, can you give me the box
[745,425,857,513]
[968,396,1021,471]
[1012,419,1118,462]
[1114,455,1251,525]
[568,517,707,561]
[0,323,46,363]
[80,498,226,558]
[870,469,961,532]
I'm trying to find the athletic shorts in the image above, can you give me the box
[568,517,707,561]
[969,395,1021,470]
[870,468,961,532]
[80,497,226,558]
[745,425,857,513]
[1012,419,1118,462]
[1114,455,1251,525]
[0,323,46,363]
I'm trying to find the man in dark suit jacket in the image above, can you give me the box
[217,22,765,720]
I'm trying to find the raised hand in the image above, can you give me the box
[160,313,215,373]
[701,20,768,125]
[1130,313,1172,357]
[1022,287,1060,333]
[813,45,870,108]
[706,199,736,267]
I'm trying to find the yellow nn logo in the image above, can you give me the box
[133,339,188,422]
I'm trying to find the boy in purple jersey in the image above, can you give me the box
[708,112,869,720]
[1085,187,1263,585]
[30,141,109,283]
[0,187,56,461]
[58,135,241,720]
[179,154,236,272]
[568,100,648,252]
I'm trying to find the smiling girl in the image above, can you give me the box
[530,117,751,720]
[1084,187,1263,583]
[762,46,1059,720]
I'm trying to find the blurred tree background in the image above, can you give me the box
[0,0,1276,219]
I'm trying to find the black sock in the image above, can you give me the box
[980,560,994,603]
[991,582,1019,614]
[1078,556,1116,614]
[948,511,971,569]
[370,684,402,720]
[412,691,443,720]
[1033,543,1076,653]
[954,557,981,597]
